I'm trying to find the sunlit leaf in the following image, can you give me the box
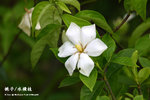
[56,1,71,14]
[58,0,80,11]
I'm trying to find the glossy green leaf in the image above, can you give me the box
[102,34,116,61]
[135,34,150,56]
[96,96,110,100]
[79,68,97,91]
[31,24,60,68]
[36,24,60,41]
[59,74,80,88]
[58,0,80,11]
[56,1,71,14]
[124,0,147,20]
[131,50,138,65]
[39,5,62,29]
[138,67,150,83]
[139,57,150,67]
[31,38,47,68]
[32,1,52,35]
[111,57,136,67]
[62,14,91,27]
[80,81,104,100]
[125,93,134,98]
[75,10,113,34]
[128,18,150,47]
[133,95,143,100]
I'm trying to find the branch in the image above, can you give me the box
[137,84,143,95]
[0,30,21,67]
[111,12,130,49]
[113,12,130,33]
[104,75,116,100]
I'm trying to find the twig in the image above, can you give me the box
[0,30,21,67]
[137,84,143,95]
[104,75,116,100]
[113,12,130,33]
[111,12,130,49]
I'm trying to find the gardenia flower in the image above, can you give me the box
[58,22,108,77]
[18,8,41,36]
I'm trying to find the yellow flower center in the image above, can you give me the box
[75,44,83,52]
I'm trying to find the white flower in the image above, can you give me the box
[58,22,108,77]
[18,8,41,36]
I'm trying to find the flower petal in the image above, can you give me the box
[81,24,96,47]
[66,22,81,45]
[18,8,41,36]
[18,12,31,36]
[58,41,77,57]
[65,53,79,76]
[77,53,94,77]
[84,38,108,57]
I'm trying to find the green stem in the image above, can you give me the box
[103,74,116,100]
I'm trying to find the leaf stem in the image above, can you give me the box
[103,74,116,100]
[0,30,21,67]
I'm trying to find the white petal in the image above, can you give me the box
[65,53,79,76]
[77,53,94,77]
[81,24,96,47]
[84,38,108,57]
[66,22,81,45]
[18,12,31,36]
[35,22,41,30]
[58,41,77,57]
[18,7,41,36]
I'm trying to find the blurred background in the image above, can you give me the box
[0,0,150,100]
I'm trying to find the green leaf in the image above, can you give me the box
[111,49,137,67]
[79,68,97,91]
[75,10,113,34]
[124,0,147,20]
[138,67,150,83]
[50,48,67,63]
[96,96,110,100]
[39,5,62,29]
[131,50,138,65]
[135,34,150,56]
[56,1,71,14]
[59,74,80,88]
[32,1,52,35]
[36,24,60,41]
[125,93,134,98]
[31,24,60,68]
[58,0,80,11]
[102,34,116,61]
[111,57,136,67]
[125,98,131,100]
[133,95,143,100]
[62,14,91,27]
[139,57,150,67]
[128,18,150,47]
[80,81,104,100]
[31,38,47,68]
